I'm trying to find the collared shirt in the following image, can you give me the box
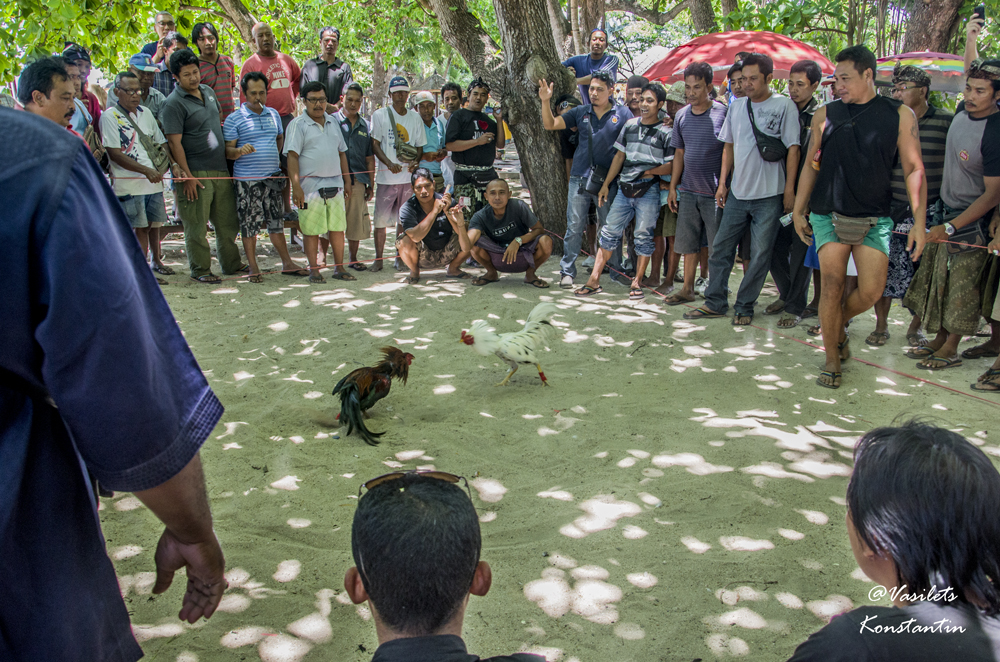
[371,634,543,662]
[300,57,354,104]
[160,84,227,172]
[199,54,236,119]
[283,112,349,195]
[239,52,301,117]
[335,109,374,186]
[0,107,223,662]
[223,103,283,180]
[100,104,167,196]
[107,86,167,120]
[890,104,954,206]
[152,63,175,99]
[613,117,673,183]
[560,102,633,179]
[419,114,447,174]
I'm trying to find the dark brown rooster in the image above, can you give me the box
[333,346,413,445]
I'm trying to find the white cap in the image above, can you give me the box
[412,91,435,107]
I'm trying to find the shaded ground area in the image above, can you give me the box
[100,226,997,662]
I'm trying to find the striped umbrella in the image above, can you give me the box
[876,52,966,93]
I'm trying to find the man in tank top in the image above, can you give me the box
[792,45,927,390]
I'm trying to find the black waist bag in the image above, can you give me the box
[748,101,787,163]
[620,177,658,198]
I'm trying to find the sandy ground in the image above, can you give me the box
[98,227,998,662]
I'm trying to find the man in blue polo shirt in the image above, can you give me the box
[224,71,309,283]
[562,28,620,100]
[540,71,632,289]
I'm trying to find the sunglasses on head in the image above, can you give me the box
[358,470,471,498]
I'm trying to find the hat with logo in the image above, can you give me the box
[129,53,160,73]
[412,90,435,107]
[666,81,686,103]
[388,76,410,93]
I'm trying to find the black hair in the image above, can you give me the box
[114,71,139,88]
[467,76,490,94]
[555,93,580,109]
[169,48,201,77]
[163,31,188,49]
[17,57,69,106]
[641,82,666,104]
[591,28,608,40]
[344,82,364,97]
[790,59,822,85]
[300,80,328,99]
[590,71,614,90]
[319,26,340,40]
[968,60,1000,93]
[836,44,878,80]
[410,167,436,188]
[683,61,714,87]
[848,422,1000,616]
[742,52,774,77]
[735,51,750,61]
[352,475,480,634]
[441,81,463,99]
[727,61,744,80]
[191,21,219,51]
[241,70,268,94]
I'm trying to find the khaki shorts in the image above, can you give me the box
[656,205,677,238]
[299,192,347,235]
[345,181,371,241]
[396,232,461,269]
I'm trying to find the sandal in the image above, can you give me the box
[308,273,326,284]
[192,274,221,284]
[816,370,842,389]
[732,314,753,326]
[905,346,936,359]
[961,343,1000,360]
[473,276,498,286]
[977,368,1000,383]
[282,268,311,277]
[865,331,890,346]
[917,355,963,371]
[906,331,930,347]
[801,306,818,319]
[156,277,168,285]
[525,278,550,289]
[248,274,264,284]
[971,375,1000,392]
[764,300,785,315]
[152,263,175,275]
[777,313,801,329]
[683,307,724,320]
[348,262,368,271]
[629,285,644,301]
[446,271,474,279]
[806,325,822,337]
[574,285,603,297]
[664,293,696,306]
[330,271,357,281]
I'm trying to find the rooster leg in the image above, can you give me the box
[535,364,549,386]
[495,359,519,387]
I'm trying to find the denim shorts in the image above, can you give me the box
[119,192,167,229]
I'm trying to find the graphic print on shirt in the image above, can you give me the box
[265,61,292,90]
[392,123,410,144]
[113,112,143,162]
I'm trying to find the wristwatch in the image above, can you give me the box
[514,236,522,245]
[944,222,956,236]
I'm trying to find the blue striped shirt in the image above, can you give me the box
[223,103,283,180]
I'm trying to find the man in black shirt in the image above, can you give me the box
[396,168,473,283]
[299,27,354,114]
[344,471,544,662]
[445,77,505,223]
[468,179,553,287]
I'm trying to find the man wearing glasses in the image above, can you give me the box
[141,11,176,64]
[344,471,543,662]
[106,54,167,118]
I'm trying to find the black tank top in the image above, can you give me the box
[810,95,901,217]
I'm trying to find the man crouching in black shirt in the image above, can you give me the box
[344,471,544,662]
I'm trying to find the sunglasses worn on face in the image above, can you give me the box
[358,470,471,498]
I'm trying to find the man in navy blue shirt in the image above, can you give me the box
[0,108,227,661]
[562,28,620,100]
[540,71,632,289]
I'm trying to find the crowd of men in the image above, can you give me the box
[11,18,1000,395]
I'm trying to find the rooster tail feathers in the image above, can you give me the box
[526,302,558,325]
[337,382,384,446]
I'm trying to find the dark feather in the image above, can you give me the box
[331,346,413,445]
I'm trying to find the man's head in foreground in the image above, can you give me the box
[345,472,491,638]
[18,57,76,127]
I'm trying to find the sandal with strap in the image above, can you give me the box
[816,370,842,389]
[865,331,890,346]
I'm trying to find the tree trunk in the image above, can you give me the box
[569,0,585,54]
[427,0,574,245]
[580,0,606,34]
[371,52,388,109]
[546,0,574,60]
[688,0,717,33]
[720,0,738,16]
[903,0,965,52]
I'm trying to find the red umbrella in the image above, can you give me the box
[644,30,835,84]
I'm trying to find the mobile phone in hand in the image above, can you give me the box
[975,4,986,19]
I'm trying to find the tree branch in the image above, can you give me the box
[605,0,690,25]
[179,4,231,21]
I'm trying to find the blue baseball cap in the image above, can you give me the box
[388,76,410,93]
[128,53,159,72]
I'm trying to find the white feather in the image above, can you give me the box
[467,302,558,366]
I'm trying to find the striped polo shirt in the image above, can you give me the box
[890,104,953,205]
[223,103,284,180]
[199,54,236,119]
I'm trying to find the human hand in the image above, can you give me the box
[715,183,727,209]
[537,79,554,101]
[989,234,1000,255]
[343,184,351,204]
[667,188,678,213]
[969,16,985,40]
[503,241,519,264]
[493,106,503,122]
[151,527,226,624]
[238,144,256,157]
[144,167,163,184]
[408,162,419,173]
[433,196,448,215]
[480,132,495,145]
[597,184,610,209]
[567,66,577,76]
[783,189,795,214]
[793,211,813,246]
[926,224,949,243]
[292,183,305,208]
[365,185,374,202]
[388,162,403,174]
[183,177,204,202]
[907,223,926,261]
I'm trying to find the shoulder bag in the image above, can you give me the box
[580,114,610,195]
[747,99,787,163]
[388,106,420,163]
[943,207,989,255]
[117,105,170,174]
[81,124,110,172]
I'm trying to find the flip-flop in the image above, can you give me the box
[348,262,368,271]
[961,344,1000,359]
[446,271,474,279]
[777,313,801,329]
[330,272,357,281]
[865,331,890,346]
[308,274,326,284]
[525,278,550,289]
[732,314,754,326]
[192,274,221,283]
[152,263,175,275]
[574,285,603,297]
[683,307,724,320]
[917,356,963,370]
[801,306,819,319]
[816,370,842,389]
[806,325,822,337]
[282,269,311,277]
[971,377,1000,392]
[664,294,696,306]
[473,276,498,286]
[906,331,930,347]
[248,274,264,284]
[977,368,1000,383]
[629,286,644,301]
[905,346,936,359]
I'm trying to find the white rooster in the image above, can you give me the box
[460,302,558,386]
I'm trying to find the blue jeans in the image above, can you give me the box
[561,176,620,278]
[704,193,783,316]
[600,182,659,257]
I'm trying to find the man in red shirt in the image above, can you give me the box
[241,22,302,217]
[192,21,236,119]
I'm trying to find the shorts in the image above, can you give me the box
[810,212,892,256]
[396,231,462,269]
[299,192,347,235]
[279,114,293,170]
[345,180,371,241]
[235,179,284,238]
[119,192,167,229]
[656,205,677,238]
[374,183,412,229]
[475,234,539,273]
[674,191,721,254]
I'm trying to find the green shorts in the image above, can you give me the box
[809,212,892,256]
[299,193,347,235]
[656,205,677,238]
